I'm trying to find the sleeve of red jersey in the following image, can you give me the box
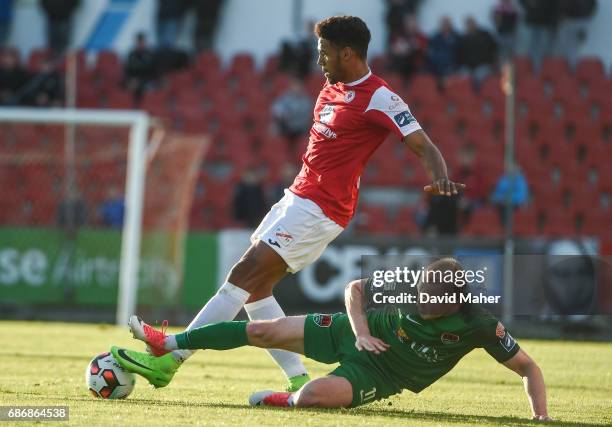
[363,86,421,139]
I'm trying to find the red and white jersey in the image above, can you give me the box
[289,70,421,227]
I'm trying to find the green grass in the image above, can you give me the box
[0,321,610,427]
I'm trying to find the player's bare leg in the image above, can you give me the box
[138,239,308,390]
[249,376,353,408]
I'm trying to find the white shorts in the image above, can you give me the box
[250,189,344,273]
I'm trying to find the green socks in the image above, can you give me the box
[175,321,249,350]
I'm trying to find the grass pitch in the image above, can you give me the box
[0,321,610,427]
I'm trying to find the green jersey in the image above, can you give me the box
[366,306,520,393]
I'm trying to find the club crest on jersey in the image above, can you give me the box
[495,322,506,339]
[313,314,333,327]
[396,326,410,343]
[344,90,355,103]
[394,111,416,127]
[273,225,293,247]
[319,104,335,124]
[441,332,460,345]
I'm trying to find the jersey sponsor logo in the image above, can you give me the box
[344,90,355,103]
[389,101,408,111]
[390,95,400,101]
[410,342,441,363]
[312,122,337,139]
[267,238,281,248]
[312,314,333,327]
[393,111,416,127]
[273,225,294,247]
[441,332,460,345]
[360,387,377,404]
[319,104,335,124]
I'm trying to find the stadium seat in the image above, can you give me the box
[463,207,503,237]
[575,57,606,84]
[26,48,53,72]
[229,53,256,77]
[305,73,326,97]
[542,211,574,237]
[540,56,571,81]
[354,205,391,235]
[513,55,534,77]
[194,50,221,76]
[513,207,538,236]
[94,51,121,83]
[370,55,388,74]
[393,206,420,235]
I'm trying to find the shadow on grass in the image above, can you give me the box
[4,391,602,427]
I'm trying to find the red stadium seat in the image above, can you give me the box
[540,56,571,81]
[575,57,606,84]
[354,205,391,235]
[229,53,255,76]
[514,207,539,236]
[463,207,503,237]
[27,48,53,72]
[542,211,575,237]
[513,56,534,77]
[305,73,326,97]
[393,206,420,235]
[194,51,221,76]
[370,55,389,74]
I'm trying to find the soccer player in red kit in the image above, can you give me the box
[125,15,465,391]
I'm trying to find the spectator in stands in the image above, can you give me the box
[426,16,459,82]
[27,57,63,107]
[492,0,519,61]
[0,49,29,105]
[232,166,267,228]
[57,189,87,234]
[421,194,460,236]
[0,0,13,47]
[271,78,313,145]
[193,0,224,51]
[491,165,529,226]
[385,0,422,44]
[124,32,157,102]
[40,0,80,54]
[278,22,317,79]
[457,16,498,86]
[388,14,428,79]
[556,0,597,68]
[99,186,124,228]
[519,0,561,70]
[456,147,488,226]
[156,0,189,49]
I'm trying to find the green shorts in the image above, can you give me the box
[303,313,401,407]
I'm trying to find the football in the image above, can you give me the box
[86,352,136,399]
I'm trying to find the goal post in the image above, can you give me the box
[0,107,150,325]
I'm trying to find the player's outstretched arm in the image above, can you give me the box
[344,279,390,354]
[403,130,466,196]
[502,348,551,422]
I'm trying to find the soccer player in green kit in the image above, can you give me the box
[111,258,551,421]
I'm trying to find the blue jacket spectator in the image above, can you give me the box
[491,168,529,225]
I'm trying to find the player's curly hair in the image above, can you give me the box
[314,16,371,59]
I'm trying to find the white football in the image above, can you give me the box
[86,352,135,399]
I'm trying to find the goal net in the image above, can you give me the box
[0,108,206,324]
